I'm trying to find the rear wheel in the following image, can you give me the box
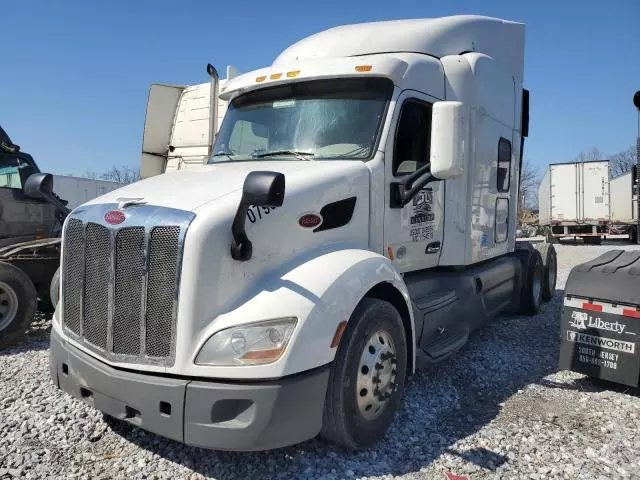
[518,250,544,315]
[0,262,38,348]
[321,298,407,450]
[533,243,557,302]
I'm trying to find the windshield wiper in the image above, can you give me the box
[254,150,315,161]
[211,151,234,160]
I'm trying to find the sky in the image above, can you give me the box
[1,0,639,177]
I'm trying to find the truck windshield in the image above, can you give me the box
[210,78,392,162]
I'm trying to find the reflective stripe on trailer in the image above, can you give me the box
[564,297,640,318]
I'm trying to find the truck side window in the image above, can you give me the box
[0,156,23,189]
[497,138,512,192]
[393,100,432,176]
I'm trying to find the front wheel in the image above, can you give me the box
[321,298,407,450]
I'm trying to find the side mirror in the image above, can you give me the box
[430,101,467,179]
[24,172,52,199]
[24,173,71,216]
[231,171,285,261]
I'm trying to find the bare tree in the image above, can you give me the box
[517,158,541,225]
[573,147,604,163]
[82,165,140,184]
[520,157,540,204]
[609,145,637,178]
[99,165,140,184]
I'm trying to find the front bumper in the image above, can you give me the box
[50,329,330,451]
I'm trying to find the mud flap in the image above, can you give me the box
[558,250,640,387]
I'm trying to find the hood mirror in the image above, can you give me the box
[231,171,285,261]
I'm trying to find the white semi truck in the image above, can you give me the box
[610,166,639,243]
[538,160,610,244]
[140,65,239,179]
[40,15,557,451]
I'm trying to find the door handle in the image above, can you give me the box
[425,241,440,254]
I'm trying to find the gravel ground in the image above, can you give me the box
[2,242,640,480]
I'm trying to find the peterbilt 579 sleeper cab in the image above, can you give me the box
[46,15,557,451]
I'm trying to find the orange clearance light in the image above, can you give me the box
[286,70,300,78]
[256,76,267,83]
[330,321,348,348]
[355,65,372,72]
[387,246,394,260]
[270,73,282,80]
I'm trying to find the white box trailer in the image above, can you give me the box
[140,65,239,179]
[538,160,610,243]
[51,175,122,210]
[610,166,639,242]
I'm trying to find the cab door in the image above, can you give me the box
[383,92,444,272]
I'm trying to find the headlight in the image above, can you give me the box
[195,318,297,366]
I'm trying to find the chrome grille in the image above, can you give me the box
[62,219,84,335]
[146,227,180,357]
[113,227,145,355]
[83,224,110,349]
[61,205,193,366]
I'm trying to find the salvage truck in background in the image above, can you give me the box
[538,160,610,244]
[46,16,557,451]
[0,126,121,347]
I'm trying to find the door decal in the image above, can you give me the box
[408,188,436,242]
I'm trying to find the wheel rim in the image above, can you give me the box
[0,281,19,332]
[356,329,397,420]
[547,253,557,293]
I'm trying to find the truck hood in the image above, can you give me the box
[82,161,318,212]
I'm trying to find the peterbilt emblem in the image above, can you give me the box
[104,210,126,225]
[298,213,322,229]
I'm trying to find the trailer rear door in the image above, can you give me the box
[550,163,578,222]
[580,161,609,222]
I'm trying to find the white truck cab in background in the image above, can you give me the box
[140,65,240,178]
[48,15,557,451]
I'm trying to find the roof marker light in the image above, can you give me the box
[355,65,373,72]
[270,73,282,80]
[256,76,267,83]
[287,70,300,78]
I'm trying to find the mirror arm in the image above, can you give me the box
[230,202,252,261]
[404,162,431,190]
[401,172,435,206]
[390,163,435,208]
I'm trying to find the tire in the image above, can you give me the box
[533,243,557,302]
[583,236,602,245]
[321,298,407,450]
[630,228,638,244]
[518,250,544,315]
[0,261,38,348]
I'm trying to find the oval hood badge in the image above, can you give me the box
[298,213,322,229]
[104,210,126,225]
